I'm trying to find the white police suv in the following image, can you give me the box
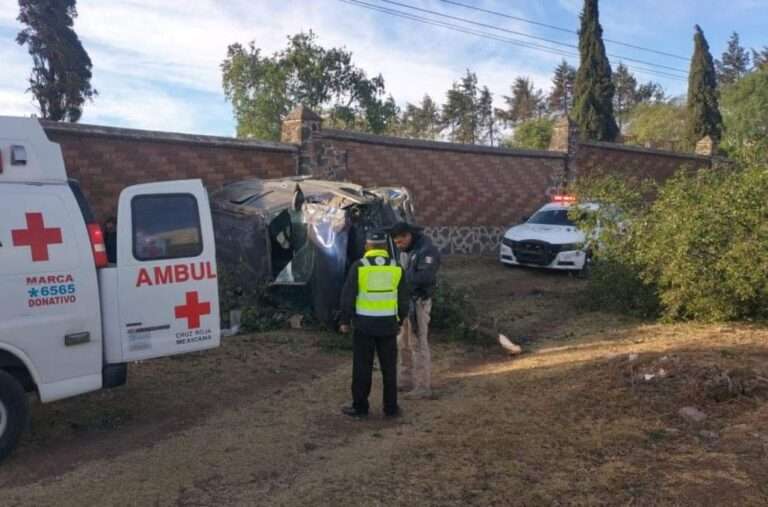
[499,196,598,271]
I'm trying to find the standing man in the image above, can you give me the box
[389,222,441,399]
[339,231,410,419]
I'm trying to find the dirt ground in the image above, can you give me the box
[1,256,767,506]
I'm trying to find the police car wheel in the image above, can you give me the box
[0,370,29,463]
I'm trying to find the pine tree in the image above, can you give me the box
[612,63,637,130]
[572,0,619,141]
[478,86,497,146]
[752,47,768,71]
[687,25,723,143]
[16,0,96,122]
[499,77,542,124]
[548,60,576,115]
[443,70,481,144]
[716,32,750,85]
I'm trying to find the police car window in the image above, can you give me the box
[131,194,202,261]
[528,210,576,226]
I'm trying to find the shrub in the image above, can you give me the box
[430,279,482,343]
[571,161,768,322]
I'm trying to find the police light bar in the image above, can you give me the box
[552,195,576,203]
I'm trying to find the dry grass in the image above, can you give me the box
[0,256,766,506]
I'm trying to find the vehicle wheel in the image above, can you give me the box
[0,370,29,463]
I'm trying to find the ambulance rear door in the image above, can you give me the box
[114,180,220,362]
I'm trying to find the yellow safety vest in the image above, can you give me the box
[356,249,402,318]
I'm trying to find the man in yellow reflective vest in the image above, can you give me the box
[339,230,410,418]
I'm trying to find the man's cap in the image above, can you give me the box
[388,221,423,236]
[366,230,389,243]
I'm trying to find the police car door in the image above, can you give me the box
[115,180,220,362]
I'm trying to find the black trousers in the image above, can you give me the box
[352,331,398,415]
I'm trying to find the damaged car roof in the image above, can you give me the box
[212,177,376,214]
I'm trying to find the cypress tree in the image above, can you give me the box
[687,25,723,143]
[16,0,96,122]
[572,0,618,141]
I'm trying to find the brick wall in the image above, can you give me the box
[574,141,712,181]
[43,122,298,220]
[307,130,567,254]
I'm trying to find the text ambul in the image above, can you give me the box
[135,261,217,287]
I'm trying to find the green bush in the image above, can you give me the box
[572,162,768,322]
[430,280,482,343]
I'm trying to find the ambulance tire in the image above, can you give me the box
[0,370,29,463]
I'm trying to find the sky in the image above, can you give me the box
[1,0,766,137]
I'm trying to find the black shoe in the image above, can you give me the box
[341,405,368,419]
[384,408,402,419]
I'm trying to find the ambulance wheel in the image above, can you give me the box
[0,370,29,463]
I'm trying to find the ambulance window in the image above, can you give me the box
[131,194,202,261]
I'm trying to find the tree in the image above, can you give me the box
[612,63,638,130]
[478,86,498,146]
[222,31,393,140]
[720,69,768,160]
[16,0,96,122]
[548,60,576,115]
[572,0,619,141]
[442,70,480,144]
[400,95,441,140]
[635,81,666,104]
[687,25,723,143]
[752,47,768,71]
[499,77,543,125]
[716,32,751,86]
[505,118,555,150]
[625,102,690,152]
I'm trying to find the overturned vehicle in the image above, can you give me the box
[211,177,414,327]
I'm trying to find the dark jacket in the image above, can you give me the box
[403,233,441,299]
[339,253,410,337]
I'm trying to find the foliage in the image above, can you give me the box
[430,280,482,343]
[720,68,768,162]
[571,161,768,322]
[399,95,441,140]
[612,63,637,130]
[572,0,619,142]
[222,31,395,140]
[635,165,768,321]
[548,60,576,115]
[753,47,768,72]
[477,86,498,146]
[716,32,751,86]
[625,102,691,152]
[16,0,96,122]
[569,173,661,318]
[498,77,544,125]
[442,69,479,144]
[687,25,723,143]
[506,118,555,150]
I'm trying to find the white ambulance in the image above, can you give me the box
[0,117,221,461]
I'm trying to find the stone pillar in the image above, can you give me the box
[695,135,717,156]
[548,115,579,193]
[280,105,322,175]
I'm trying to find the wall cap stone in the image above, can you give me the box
[319,128,566,159]
[42,121,298,153]
[579,140,713,162]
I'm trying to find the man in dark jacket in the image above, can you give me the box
[339,231,410,418]
[389,222,441,399]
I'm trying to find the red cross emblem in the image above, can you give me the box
[174,291,211,329]
[12,212,63,262]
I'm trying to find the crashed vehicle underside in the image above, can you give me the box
[211,177,415,326]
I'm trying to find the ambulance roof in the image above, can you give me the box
[0,116,67,184]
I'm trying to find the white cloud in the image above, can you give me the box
[0,0,702,134]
